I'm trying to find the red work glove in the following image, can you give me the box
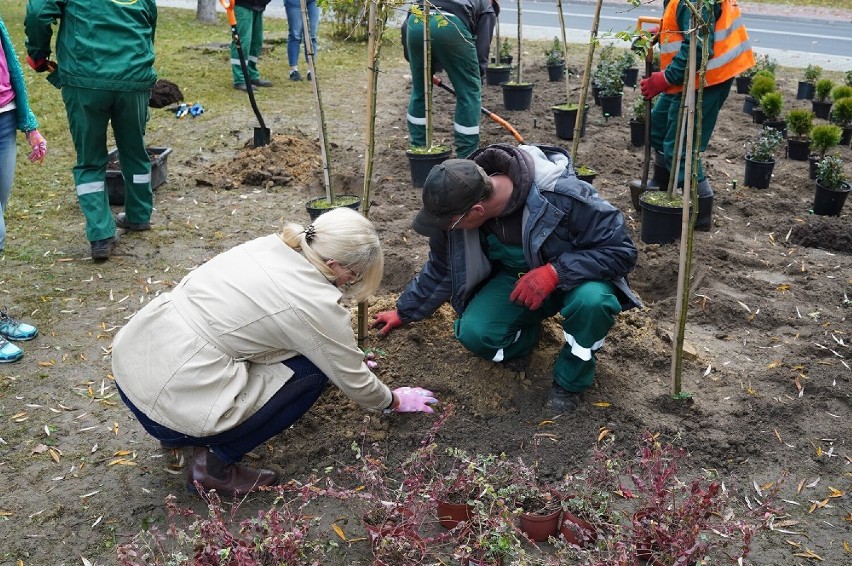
[26,130,47,163]
[370,310,403,336]
[390,387,438,413]
[26,55,50,72]
[640,71,669,100]
[510,264,559,311]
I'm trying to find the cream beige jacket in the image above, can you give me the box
[111,235,392,437]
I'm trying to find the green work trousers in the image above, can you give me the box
[405,13,481,158]
[454,272,622,393]
[62,86,152,243]
[649,78,733,185]
[231,6,264,86]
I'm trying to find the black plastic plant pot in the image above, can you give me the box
[808,155,821,180]
[742,95,756,115]
[591,83,601,105]
[576,169,597,184]
[763,120,787,139]
[406,147,452,188]
[552,105,588,140]
[485,65,512,86]
[305,195,361,221]
[629,119,646,147]
[621,67,639,88]
[796,81,815,100]
[639,197,682,245]
[812,100,832,120]
[743,155,775,189]
[546,63,565,82]
[599,94,623,118]
[735,75,752,94]
[501,82,534,111]
[840,126,852,147]
[787,139,810,161]
[813,181,851,216]
[752,107,766,124]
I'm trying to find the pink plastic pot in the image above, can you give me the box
[519,509,561,542]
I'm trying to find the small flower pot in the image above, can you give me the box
[787,138,810,161]
[305,195,361,220]
[576,168,597,184]
[519,509,561,542]
[500,82,534,111]
[742,95,757,115]
[629,118,646,147]
[743,155,776,190]
[546,62,565,82]
[559,511,598,547]
[632,508,665,565]
[599,93,623,117]
[796,81,815,100]
[499,55,513,66]
[812,100,832,120]
[552,104,588,140]
[406,147,452,188]
[621,67,639,88]
[485,65,512,86]
[735,75,752,94]
[639,194,682,245]
[813,181,851,216]
[436,500,472,530]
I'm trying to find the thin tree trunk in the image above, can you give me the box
[196,0,217,24]
[571,0,603,162]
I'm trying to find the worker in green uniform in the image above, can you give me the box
[638,0,754,231]
[405,0,496,159]
[231,0,274,91]
[25,0,157,261]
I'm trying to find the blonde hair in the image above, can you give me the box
[281,207,384,302]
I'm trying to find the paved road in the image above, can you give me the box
[157,0,852,70]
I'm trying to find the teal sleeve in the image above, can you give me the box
[0,17,39,132]
[24,0,63,57]
[664,0,717,87]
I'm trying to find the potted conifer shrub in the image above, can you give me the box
[813,155,850,216]
[747,72,775,122]
[596,59,624,117]
[812,78,834,120]
[544,37,565,82]
[500,0,534,111]
[808,124,842,180]
[743,127,784,189]
[831,96,852,147]
[786,108,814,161]
[629,96,646,147]
[797,64,822,100]
[760,91,786,137]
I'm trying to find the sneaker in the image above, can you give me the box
[91,235,119,262]
[289,69,302,81]
[544,383,581,413]
[233,83,248,91]
[307,70,312,81]
[115,212,151,232]
[0,307,38,341]
[251,78,273,87]
[0,336,23,363]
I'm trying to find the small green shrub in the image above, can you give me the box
[759,92,783,121]
[749,74,776,101]
[742,54,776,78]
[786,109,814,140]
[814,78,834,102]
[545,37,563,66]
[747,128,784,163]
[831,98,852,128]
[803,64,822,84]
[830,85,852,102]
[846,70,852,87]
[595,60,624,96]
[500,39,511,61]
[632,97,646,121]
[618,50,638,72]
[815,155,847,191]
[810,124,842,158]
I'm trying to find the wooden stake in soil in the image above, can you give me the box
[571,0,604,162]
[301,0,333,203]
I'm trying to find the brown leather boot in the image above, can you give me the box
[186,447,278,497]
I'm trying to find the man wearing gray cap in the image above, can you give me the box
[371,143,641,413]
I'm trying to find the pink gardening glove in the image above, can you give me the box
[365,351,379,370]
[26,130,47,163]
[391,387,438,413]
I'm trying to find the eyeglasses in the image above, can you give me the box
[447,206,474,231]
[344,264,363,286]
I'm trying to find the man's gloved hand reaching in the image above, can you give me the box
[390,387,438,413]
[510,264,559,311]
[370,310,403,336]
[26,53,55,73]
[640,71,669,100]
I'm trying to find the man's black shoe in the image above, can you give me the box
[233,83,248,91]
[115,212,151,232]
[91,235,119,262]
[544,384,581,413]
[252,78,273,87]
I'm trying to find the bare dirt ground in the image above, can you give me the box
[1,40,850,566]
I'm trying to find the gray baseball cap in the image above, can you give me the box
[412,159,489,237]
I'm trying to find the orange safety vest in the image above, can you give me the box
[659,0,754,93]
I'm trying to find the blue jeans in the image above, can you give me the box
[118,356,329,464]
[285,0,319,68]
[0,110,17,252]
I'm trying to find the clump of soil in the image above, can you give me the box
[148,79,184,109]
[789,215,852,252]
[195,133,322,190]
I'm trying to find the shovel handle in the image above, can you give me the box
[431,76,524,143]
[219,0,237,26]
